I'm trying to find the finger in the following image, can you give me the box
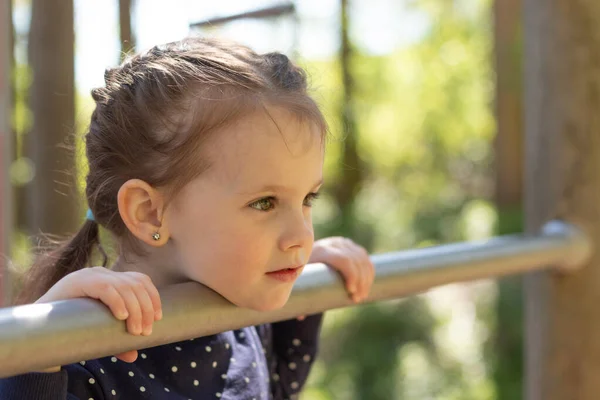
[313,240,362,300]
[297,315,306,321]
[328,255,359,300]
[337,257,361,301]
[337,242,364,302]
[115,350,138,363]
[349,244,372,301]
[357,248,373,302]
[116,286,143,336]
[352,259,364,303]
[351,249,369,302]
[358,259,374,302]
[136,274,162,321]
[82,283,128,321]
[337,243,368,302]
[125,277,156,336]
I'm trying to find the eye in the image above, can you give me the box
[249,197,276,211]
[303,192,321,207]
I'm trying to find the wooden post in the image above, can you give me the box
[25,0,77,238]
[524,1,600,399]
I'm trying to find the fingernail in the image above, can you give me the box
[133,324,142,335]
[143,325,152,336]
[118,310,129,320]
[155,309,162,320]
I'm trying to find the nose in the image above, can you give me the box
[278,209,314,253]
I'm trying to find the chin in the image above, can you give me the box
[240,291,292,312]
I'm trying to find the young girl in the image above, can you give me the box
[0,37,374,399]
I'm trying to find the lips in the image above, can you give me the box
[265,265,303,282]
[267,265,302,274]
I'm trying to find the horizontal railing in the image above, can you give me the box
[0,220,591,378]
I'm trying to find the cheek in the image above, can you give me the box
[219,227,274,266]
[181,221,274,280]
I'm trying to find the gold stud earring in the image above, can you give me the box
[152,232,161,241]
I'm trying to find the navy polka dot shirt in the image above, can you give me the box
[0,314,323,399]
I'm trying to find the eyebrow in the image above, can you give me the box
[244,178,324,195]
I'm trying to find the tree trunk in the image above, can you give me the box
[25,0,77,238]
[0,0,15,305]
[491,0,524,398]
[524,0,600,398]
[334,0,363,240]
[494,0,523,210]
[119,0,135,60]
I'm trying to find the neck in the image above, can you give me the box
[110,244,190,289]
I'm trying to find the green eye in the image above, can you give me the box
[250,197,275,211]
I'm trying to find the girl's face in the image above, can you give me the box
[164,107,324,311]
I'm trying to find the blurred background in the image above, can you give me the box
[1,0,524,398]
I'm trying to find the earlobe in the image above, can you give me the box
[117,179,170,246]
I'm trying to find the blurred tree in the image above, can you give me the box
[12,2,28,235]
[1,0,16,305]
[485,0,524,399]
[119,0,136,60]
[327,0,367,244]
[7,0,15,167]
[25,0,77,237]
[313,298,438,399]
[308,0,495,398]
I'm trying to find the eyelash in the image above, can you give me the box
[249,192,321,212]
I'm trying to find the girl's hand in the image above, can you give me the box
[309,237,375,303]
[34,267,162,368]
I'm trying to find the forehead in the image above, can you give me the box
[204,107,324,190]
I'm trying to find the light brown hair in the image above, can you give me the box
[13,37,327,305]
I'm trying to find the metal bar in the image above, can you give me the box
[190,2,295,28]
[0,220,590,378]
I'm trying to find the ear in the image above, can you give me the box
[117,179,169,247]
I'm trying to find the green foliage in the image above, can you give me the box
[484,208,524,400]
[12,63,32,149]
[311,298,438,399]
[310,0,494,251]
[304,0,499,398]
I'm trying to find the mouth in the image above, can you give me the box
[268,265,302,273]
[265,265,303,282]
